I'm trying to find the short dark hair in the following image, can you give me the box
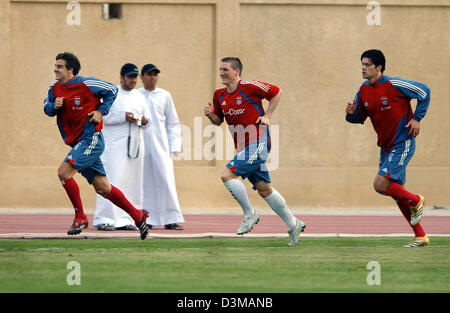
[361,49,386,73]
[56,52,81,75]
[221,57,243,76]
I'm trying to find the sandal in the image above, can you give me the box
[115,224,138,231]
[96,223,115,231]
[164,223,184,230]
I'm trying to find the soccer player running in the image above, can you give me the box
[43,52,149,239]
[204,57,306,246]
[346,49,431,247]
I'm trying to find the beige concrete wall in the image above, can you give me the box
[0,1,11,168]
[1,0,449,212]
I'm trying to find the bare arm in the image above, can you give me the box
[256,89,282,126]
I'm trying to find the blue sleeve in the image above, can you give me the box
[389,77,431,122]
[346,86,366,124]
[82,77,118,116]
[43,81,58,116]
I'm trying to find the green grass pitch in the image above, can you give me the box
[1,237,449,293]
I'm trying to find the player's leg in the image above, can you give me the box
[223,144,264,235]
[75,131,142,224]
[393,196,425,236]
[61,133,105,233]
[392,196,428,247]
[221,167,259,235]
[254,180,306,246]
[374,174,424,225]
[71,132,148,238]
[254,180,296,229]
[222,141,270,218]
[92,174,142,221]
[391,183,426,237]
[373,174,420,205]
[58,160,87,220]
[58,154,90,235]
[221,167,255,218]
[92,174,149,240]
[374,139,424,226]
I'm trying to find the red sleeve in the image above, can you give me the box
[252,80,280,101]
[212,89,224,121]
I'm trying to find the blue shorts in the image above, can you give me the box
[64,132,106,184]
[378,138,415,185]
[226,141,271,190]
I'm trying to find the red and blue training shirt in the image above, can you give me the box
[213,80,280,151]
[44,75,118,147]
[346,74,430,151]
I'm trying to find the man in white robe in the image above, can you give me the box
[138,64,184,230]
[94,63,151,230]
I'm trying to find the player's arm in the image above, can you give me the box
[345,88,366,124]
[345,101,364,124]
[43,82,60,116]
[390,78,431,122]
[83,77,118,123]
[204,101,223,126]
[256,89,282,126]
[389,78,431,137]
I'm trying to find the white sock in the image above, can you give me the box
[264,188,297,229]
[224,179,255,217]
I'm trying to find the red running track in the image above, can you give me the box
[0,213,449,237]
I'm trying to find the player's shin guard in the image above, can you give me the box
[264,189,297,230]
[105,185,141,223]
[61,177,86,220]
[224,179,255,217]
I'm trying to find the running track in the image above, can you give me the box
[1,211,449,239]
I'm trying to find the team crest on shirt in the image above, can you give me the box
[72,96,83,110]
[380,97,391,111]
[221,100,226,106]
[236,97,242,105]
